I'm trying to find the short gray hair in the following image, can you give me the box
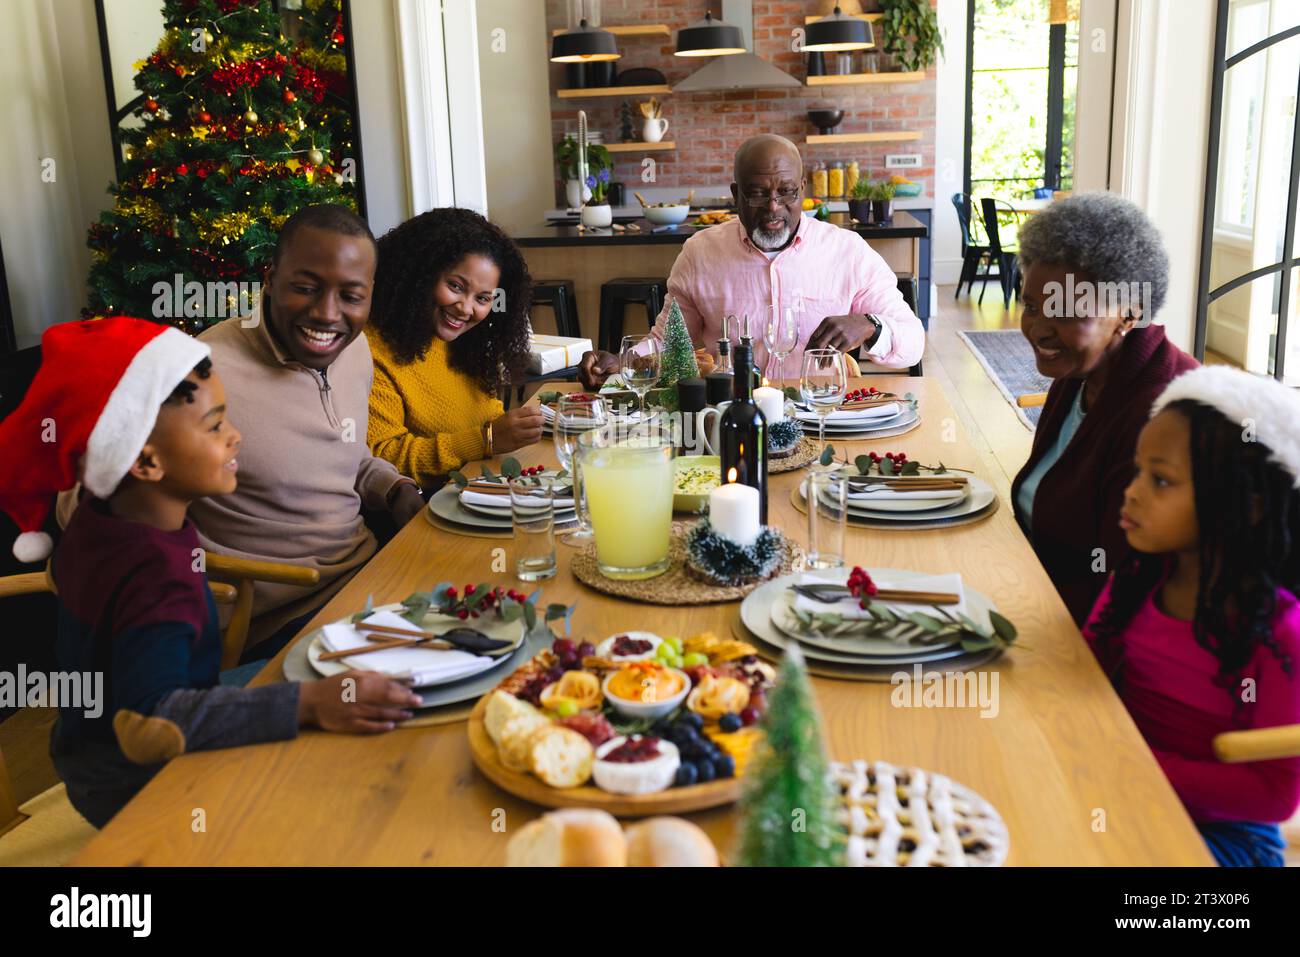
[1017,191,1169,319]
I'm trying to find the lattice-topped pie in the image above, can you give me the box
[830,760,1009,867]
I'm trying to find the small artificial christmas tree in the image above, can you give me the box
[736,644,842,866]
[85,0,356,331]
[656,297,700,412]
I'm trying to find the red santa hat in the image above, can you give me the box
[0,316,210,563]
[1151,365,1300,489]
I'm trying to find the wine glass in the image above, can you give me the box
[764,304,799,386]
[800,348,848,449]
[619,334,661,422]
[553,394,608,545]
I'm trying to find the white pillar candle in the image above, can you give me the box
[709,480,761,547]
[753,385,785,424]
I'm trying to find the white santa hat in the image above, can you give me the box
[1150,365,1300,489]
[0,316,210,562]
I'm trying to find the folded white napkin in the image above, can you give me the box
[459,487,575,510]
[791,570,969,619]
[843,484,966,503]
[792,401,900,424]
[319,609,495,685]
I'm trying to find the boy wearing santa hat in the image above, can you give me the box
[0,316,420,827]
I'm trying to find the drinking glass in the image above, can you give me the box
[806,469,847,569]
[764,304,799,385]
[553,394,608,545]
[800,348,848,447]
[619,334,661,421]
[577,422,675,580]
[510,478,557,581]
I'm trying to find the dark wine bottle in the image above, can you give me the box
[718,341,768,523]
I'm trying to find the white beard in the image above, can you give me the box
[750,220,792,250]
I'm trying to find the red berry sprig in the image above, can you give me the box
[845,386,882,402]
[846,566,878,609]
[440,584,527,620]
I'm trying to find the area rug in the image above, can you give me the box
[957,330,1053,430]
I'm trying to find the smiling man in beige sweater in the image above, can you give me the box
[190,205,424,653]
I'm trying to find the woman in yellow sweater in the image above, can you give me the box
[366,209,544,487]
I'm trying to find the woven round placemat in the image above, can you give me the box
[769,435,821,473]
[571,522,806,604]
[788,481,1001,531]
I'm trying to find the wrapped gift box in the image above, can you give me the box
[527,334,592,375]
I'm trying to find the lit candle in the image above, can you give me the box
[709,470,761,547]
[753,385,785,424]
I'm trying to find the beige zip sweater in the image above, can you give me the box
[189,312,409,647]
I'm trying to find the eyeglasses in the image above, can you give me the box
[740,186,801,207]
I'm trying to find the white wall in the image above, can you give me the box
[477,0,557,234]
[0,0,115,347]
[1073,0,1117,192]
[932,0,968,286]
[351,0,412,236]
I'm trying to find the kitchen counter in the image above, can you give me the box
[515,210,927,247]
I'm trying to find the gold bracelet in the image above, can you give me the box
[484,421,494,458]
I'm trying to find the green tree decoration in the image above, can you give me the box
[656,297,699,412]
[736,643,842,866]
[85,0,356,331]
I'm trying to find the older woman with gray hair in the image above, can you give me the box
[1011,191,1198,624]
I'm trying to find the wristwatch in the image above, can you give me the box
[862,314,883,350]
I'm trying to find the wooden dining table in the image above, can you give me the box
[74,377,1213,866]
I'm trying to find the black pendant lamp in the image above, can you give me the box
[675,10,746,57]
[803,5,874,53]
[551,11,620,63]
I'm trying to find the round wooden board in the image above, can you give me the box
[466,693,744,817]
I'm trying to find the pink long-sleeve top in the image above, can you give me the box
[647,215,925,372]
[1083,579,1300,824]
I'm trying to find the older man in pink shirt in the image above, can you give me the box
[579,134,925,388]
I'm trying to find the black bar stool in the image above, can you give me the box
[597,277,667,353]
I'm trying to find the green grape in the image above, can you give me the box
[663,635,683,653]
[554,699,578,718]
[683,652,708,667]
[655,641,674,660]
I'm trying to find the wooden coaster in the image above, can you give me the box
[571,522,805,605]
[769,436,821,473]
[788,482,1001,531]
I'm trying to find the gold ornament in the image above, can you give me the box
[307,148,324,166]
[204,30,214,46]
[244,109,258,124]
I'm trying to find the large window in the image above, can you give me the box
[964,0,1078,200]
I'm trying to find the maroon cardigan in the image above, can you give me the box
[1010,325,1199,624]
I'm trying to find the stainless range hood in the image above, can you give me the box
[673,0,801,93]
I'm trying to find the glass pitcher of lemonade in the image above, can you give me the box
[578,423,675,580]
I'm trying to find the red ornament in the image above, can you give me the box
[282,88,296,104]
[196,167,209,179]
[176,163,189,175]
[332,31,345,45]
[197,110,212,123]
[145,98,159,113]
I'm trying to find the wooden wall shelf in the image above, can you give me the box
[552,24,671,37]
[805,131,922,145]
[603,141,676,153]
[557,85,672,98]
[807,71,927,86]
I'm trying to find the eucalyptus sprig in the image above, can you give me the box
[792,601,1017,654]
[349,584,577,640]
[447,458,568,490]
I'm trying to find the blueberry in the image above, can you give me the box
[674,763,699,788]
[679,712,704,731]
[713,754,736,778]
[696,760,716,783]
[718,712,743,733]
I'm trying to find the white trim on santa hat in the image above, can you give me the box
[1150,365,1300,489]
[81,327,212,498]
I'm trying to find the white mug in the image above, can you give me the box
[695,402,731,455]
[643,117,669,143]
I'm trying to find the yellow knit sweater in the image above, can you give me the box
[366,327,504,485]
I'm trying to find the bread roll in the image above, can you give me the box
[528,726,595,788]
[506,809,627,866]
[625,817,719,867]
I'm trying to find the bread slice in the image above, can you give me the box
[506,809,627,866]
[528,726,595,789]
[485,690,541,746]
[498,714,551,771]
[625,817,719,867]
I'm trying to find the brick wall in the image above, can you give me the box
[545,0,936,201]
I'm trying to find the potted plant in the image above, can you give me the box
[868,179,897,224]
[877,0,944,73]
[847,178,874,223]
[581,166,613,228]
[555,136,612,209]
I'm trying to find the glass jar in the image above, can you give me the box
[810,161,828,199]
[846,161,860,196]
[828,160,845,199]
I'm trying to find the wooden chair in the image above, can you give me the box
[1213,725,1300,853]
[1017,392,1048,409]
[0,554,315,859]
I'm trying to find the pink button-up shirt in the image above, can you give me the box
[648,215,925,373]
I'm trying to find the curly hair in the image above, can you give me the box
[1017,191,1170,320]
[1088,399,1299,715]
[164,357,212,406]
[368,208,532,393]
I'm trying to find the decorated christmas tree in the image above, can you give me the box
[656,297,700,412]
[285,0,355,169]
[85,0,356,331]
[736,644,842,866]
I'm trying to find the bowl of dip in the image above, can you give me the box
[673,455,721,512]
[603,661,690,720]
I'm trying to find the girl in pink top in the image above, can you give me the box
[1083,366,1300,866]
